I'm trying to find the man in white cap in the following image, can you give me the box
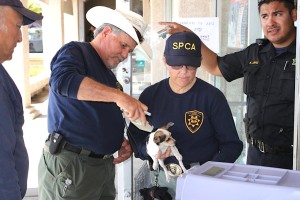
[38,6,149,200]
[116,7,152,60]
[0,0,42,199]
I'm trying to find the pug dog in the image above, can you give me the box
[146,122,187,182]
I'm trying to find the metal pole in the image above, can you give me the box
[293,0,300,170]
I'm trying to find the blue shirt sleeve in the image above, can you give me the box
[208,90,243,162]
[127,123,151,160]
[50,42,86,99]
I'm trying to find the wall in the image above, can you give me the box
[84,0,116,42]
[147,0,215,84]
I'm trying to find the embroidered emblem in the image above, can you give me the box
[116,81,123,91]
[292,58,296,66]
[249,61,259,65]
[185,110,204,133]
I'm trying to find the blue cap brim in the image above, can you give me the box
[14,7,43,25]
[165,55,201,68]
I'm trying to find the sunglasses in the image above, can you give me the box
[170,65,197,71]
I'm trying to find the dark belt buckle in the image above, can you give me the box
[258,140,265,153]
[166,163,182,177]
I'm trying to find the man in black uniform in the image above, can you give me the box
[161,0,296,169]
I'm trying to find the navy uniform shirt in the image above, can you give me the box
[48,42,124,154]
[0,64,29,199]
[128,78,243,165]
[218,40,295,147]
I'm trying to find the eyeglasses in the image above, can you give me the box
[170,65,197,71]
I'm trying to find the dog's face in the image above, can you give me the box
[153,128,175,146]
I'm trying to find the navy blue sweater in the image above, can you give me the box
[48,41,124,154]
[0,64,28,199]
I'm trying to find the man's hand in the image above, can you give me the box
[116,92,148,126]
[113,139,133,164]
[158,22,192,34]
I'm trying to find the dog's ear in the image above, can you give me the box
[145,134,150,145]
[160,122,174,130]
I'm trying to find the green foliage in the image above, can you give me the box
[30,65,44,77]
[28,1,42,14]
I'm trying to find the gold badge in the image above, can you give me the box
[292,58,296,66]
[116,81,123,91]
[185,110,204,133]
[166,163,182,176]
[249,61,259,65]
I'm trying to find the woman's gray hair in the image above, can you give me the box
[94,23,124,37]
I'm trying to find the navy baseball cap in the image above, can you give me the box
[164,31,201,68]
[0,0,43,25]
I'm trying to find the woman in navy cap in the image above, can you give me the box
[128,31,243,199]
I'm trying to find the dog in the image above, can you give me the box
[146,122,187,182]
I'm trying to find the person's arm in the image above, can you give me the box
[77,77,148,123]
[159,22,223,76]
[127,122,150,160]
[209,91,243,163]
[50,44,148,124]
[113,138,133,164]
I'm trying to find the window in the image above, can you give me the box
[216,0,249,164]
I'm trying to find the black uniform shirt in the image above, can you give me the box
[217,40,295,146]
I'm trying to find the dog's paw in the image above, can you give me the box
[152,163,159,170]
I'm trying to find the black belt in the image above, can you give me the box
[45,141,112,159]
[63,143,112,159]
[250,137,293,154]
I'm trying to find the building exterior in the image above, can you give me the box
[5,0,300,199]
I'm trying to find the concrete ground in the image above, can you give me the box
[23,88,49,199]
[23,87,146,199]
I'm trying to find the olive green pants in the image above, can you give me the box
[38,148,115,200]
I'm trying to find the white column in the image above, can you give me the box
[116,56,133,200]
[4,0,31,108]
[294,1,300,170]
[41,0,64,69]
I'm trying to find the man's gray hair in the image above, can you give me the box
[94,23,124,38]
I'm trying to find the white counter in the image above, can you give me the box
[176,161,300,200]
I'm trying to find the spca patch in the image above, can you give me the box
[185,110,203,133]
[172,42,198,51]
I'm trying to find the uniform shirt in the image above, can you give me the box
[218,40,295,146]
[48,41,124,154]
[0,64,29,199]
[128,78,243,165]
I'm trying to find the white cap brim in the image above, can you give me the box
[86,6,139,44]
[115,8,147,35]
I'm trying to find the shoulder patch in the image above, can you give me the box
[292,58,296,66]
[185,110,204,133]
[116,81,123,91]
[249,61,259,65]
[256,38,269,46]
